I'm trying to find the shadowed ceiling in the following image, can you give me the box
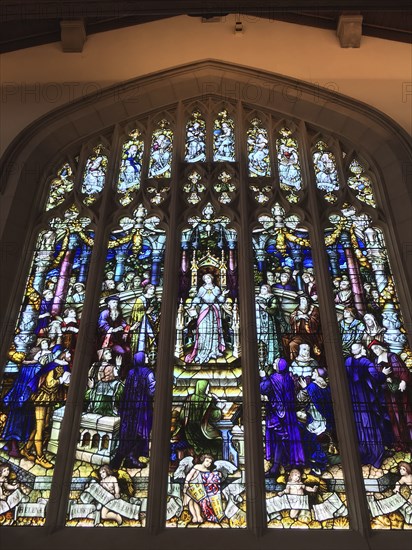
[0,1,411,52]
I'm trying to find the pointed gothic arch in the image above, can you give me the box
[0,60,411,549]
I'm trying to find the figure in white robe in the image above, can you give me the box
[185,274,229,364]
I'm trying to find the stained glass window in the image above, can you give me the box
[66,205,166,527]
[0,206,93,524]
[326,204,412,529]
[185,111,206,163]
[117,130,144,206]
[253,204,349,529]
[250,184,273,205]
[167,203,245,528]
[0,98,410,537]
[213,110,235,162]
[81,146,108,205]
[247,119,270,177]
[146,184,170,205]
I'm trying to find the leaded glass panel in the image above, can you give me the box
[253,204,349,529]
[0,206,93,524]
[326,205,412,529]
[81,146,108,205]
[167,204,245,528]
[66,205,166,527]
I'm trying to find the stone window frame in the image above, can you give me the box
[0,60,411,550]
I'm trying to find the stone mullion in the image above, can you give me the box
[299,121,371,537]
[46,126,123,530]
[146,102,183,533]
[238,101,266,536]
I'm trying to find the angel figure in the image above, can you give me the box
[394,461,412,501]
[277,468,318,519]
[175,455,239,525]
[182,454,222,523]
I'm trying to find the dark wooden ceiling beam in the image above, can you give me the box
[0,3,410,52]
[1,0,412,21]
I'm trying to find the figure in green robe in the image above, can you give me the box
[180,380,223,458]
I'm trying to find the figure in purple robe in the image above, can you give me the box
[34,289,54,335]
[345,343,392,468]
[297,368,336,474]
[369,340,412,451]
[110,352,155,470]
[1,347,41,457]
[274,270,298,292]
[98,295,131,363]
[260,357,305,477]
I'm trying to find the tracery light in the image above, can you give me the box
[185,111,206,163]
[275,127,302,204]
[247,118,271,178]
[213,110,235,162]
[81,145,108,205]
[183,170,205,205]
[347,159,377,208]
[148,120,173,179]
[313,140,340,204]
[117,130,144,206]
[214,171,236,204]
[45,163,74,211]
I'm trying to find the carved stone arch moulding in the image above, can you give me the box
[1,60,410,225]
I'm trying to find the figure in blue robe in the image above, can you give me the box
[34,291,54,335]
[260,358,305,477]
[345,343,392,468]
[2,348,41,456]
[306,368,335,435]
[110,352,155,469]
[297,368,337,474]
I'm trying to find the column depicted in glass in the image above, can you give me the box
[252,204,349,529]
[325,204,412,529]
[167,203,245,528]
[66,205,166,527]
[0,205,93,525]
